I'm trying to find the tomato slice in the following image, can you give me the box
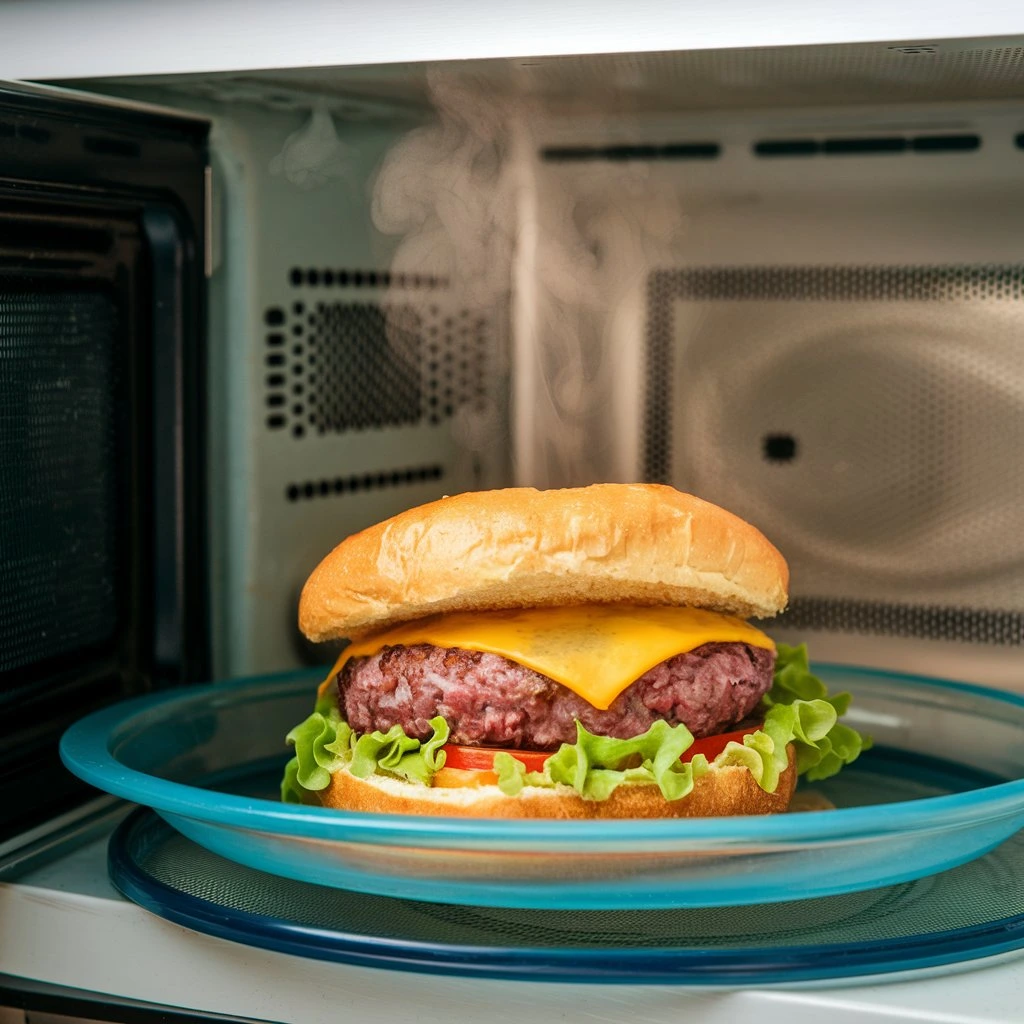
[681,725,761,762]
[440,744,551,773]
[440,723,762,775]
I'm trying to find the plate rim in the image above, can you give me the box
[61,663,1024,847]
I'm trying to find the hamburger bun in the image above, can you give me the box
[299,483,788,642]
[311,745,798,819]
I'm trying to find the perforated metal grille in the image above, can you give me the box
[309,303,420,432]
[643,274,673,486]
[263,296,491,437]
[0,291,119,679]
[645,265,1024,645]
[650,266,1024,310]
[495,43,1024,111]
[772,600,1024,645]
[196,43,1024,116]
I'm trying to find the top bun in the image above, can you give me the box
[299,483,788,642]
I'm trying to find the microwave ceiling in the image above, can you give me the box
[68,38,1024,117]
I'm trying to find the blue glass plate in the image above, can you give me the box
[61,665,1024,910]
[110,804,1024,984]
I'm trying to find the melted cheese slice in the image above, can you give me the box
[317,605,774,711]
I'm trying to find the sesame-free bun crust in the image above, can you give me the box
[313,747,796,819]
[299,484,788,642]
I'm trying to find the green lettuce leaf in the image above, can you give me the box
[775,642,873,779]
[350,717,449,785]
[280,699,449,800]
[494,720,710,801]
[721,642,872,785]
[280,697,352,801]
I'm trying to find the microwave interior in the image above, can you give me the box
[5,38,1024,842]
[86,44,1024,685]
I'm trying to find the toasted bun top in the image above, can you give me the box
[299,483,788,642]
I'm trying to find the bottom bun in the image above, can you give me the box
[313,746,797,819]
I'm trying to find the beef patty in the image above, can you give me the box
[338,641,774,749]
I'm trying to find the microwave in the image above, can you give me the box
[2,3,1024,1021]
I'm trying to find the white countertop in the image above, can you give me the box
[1,821,1022,1024]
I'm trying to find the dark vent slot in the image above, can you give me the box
[660,143,720,160]
[288,268,447,289]
[286,464,444,502]
[0,219,112,255]
[264,308,285,326]
[755,133,981,158]
[1016,132,1024,150]
[912,134,980,152]
[542,142,720,162]
[541,146,599,162]
[754,139,819,157]
[83,136,141,159]
[822,137,907,155]
[771,598,1023,646]
[603,145,660,161]
[763,433,798,462]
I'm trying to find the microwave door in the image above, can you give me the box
[0,80,209,844]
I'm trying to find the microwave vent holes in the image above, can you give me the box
[776,599,1024,646]
[285,464,444,503]
[287,266,449,290]
[642,278,672,485]
[647,266,1024,306]
[263,289,490,438]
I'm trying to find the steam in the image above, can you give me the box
[371,71,687,486]
[270,101,351,191]
[371,75,518,313]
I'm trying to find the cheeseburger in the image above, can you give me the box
[281,483,867,818]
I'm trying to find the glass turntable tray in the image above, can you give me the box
[110,805,1024,984]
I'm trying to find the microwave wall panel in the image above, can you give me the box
[515,103,1024,685]
[97,81,1024,681]
[197,100,511,677]
[518,104,1024,490]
